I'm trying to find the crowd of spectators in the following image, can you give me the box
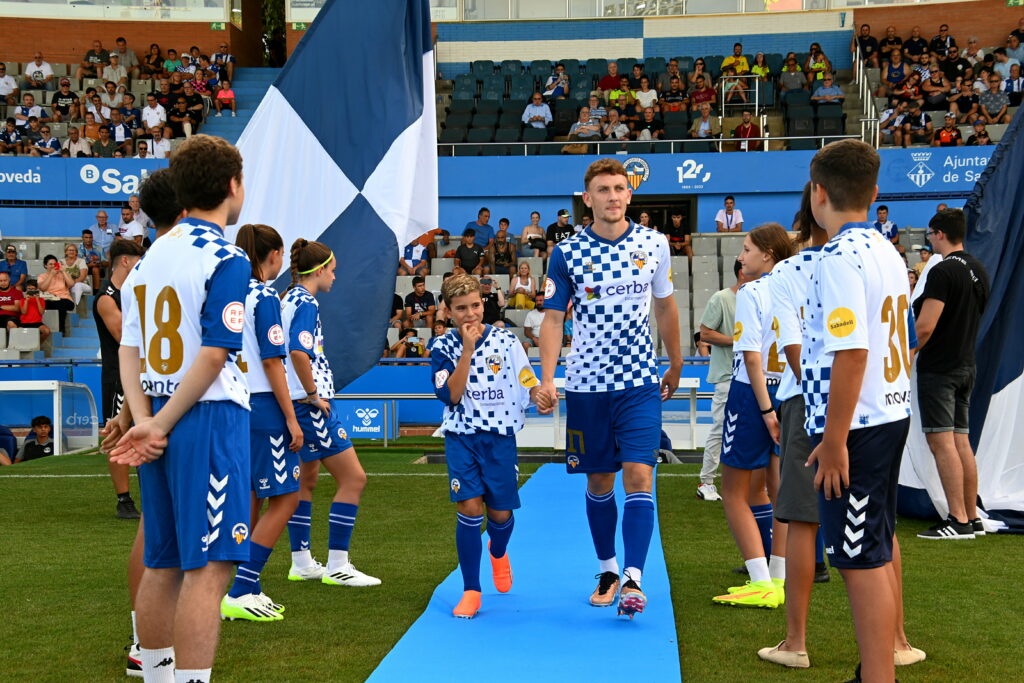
[0,36,238,158]
[865,21,1018,146]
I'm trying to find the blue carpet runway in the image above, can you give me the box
[368,465,682,682]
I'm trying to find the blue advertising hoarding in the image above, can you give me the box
[333,399,393,440]
[0,158,167,201]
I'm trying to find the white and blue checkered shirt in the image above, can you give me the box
[768,248,821,402]
[282,285,335,400]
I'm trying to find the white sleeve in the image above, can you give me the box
[819,253,870,354]
[732,285,763,353]
[770,267,802,350]
[651,233,673,299]
[508,337,538,410]
[120,271,140,348]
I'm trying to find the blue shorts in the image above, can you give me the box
[812,418,910,570]
[564,383,661,474]
[444,431,521,510]
[294,399,353,463]
[250,392,300,499]
[720,379,779,471]
[139,398,251,571]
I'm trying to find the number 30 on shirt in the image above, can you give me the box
[881,294,911,383]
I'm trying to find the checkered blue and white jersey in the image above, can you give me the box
[731,274,785,386]
[801,224,913,435]
[768,248,822,402]
[873,220,899,242]
[241,279,286,395]
[545,221,673,392]
[431,326,538,436]
[281,284,335,400]
[120,217,251,409]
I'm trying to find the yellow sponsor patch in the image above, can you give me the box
[732,321,743,342]
[827,307,857,337]
[519,367,539,388]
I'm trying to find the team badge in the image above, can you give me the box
[487,354,502,374]
[518,367,539,388]
[299,330,314,350]
[583,261,594,272]
[434,369,450,389]
[585,285,602,300]
[337,427,348,440]
[567,455,580,469]
[623,157,650,190]
[631,250,648,270]
[267,324,284,346]
[733,321,743,342]
[451,478,461,493]
[827,307,857,338]
[292,465,300,480]
[544,277,556,298]
[231,523,249,544]
[222,302,245,333]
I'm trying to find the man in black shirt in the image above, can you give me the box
[929,23,957,59]
[546,209,574,252]
[15,415,55,462]
[390,292,406,329]
[93,239,145,519]
[913,209,990,540]
[878,25,903,57]
[50,79,80,122]
[662,209,692,257]
[455,229,487,275]
[479,277,506,326]
[404,276,437,328]
[940,45,971,82]
[853,24,880,67]
[903,25,929,59]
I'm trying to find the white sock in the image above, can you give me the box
[175,669,211,683]
[599,557,619,575]
[624,566,643,586]
[140,647,175,683]
[745,557,771,584]
[130,610,138,644]
[769,555,787,582]
[327,549,349,571]
[291,550,314,569]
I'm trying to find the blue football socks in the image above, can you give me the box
[622,491,655,576]
[328,502,358,551]
[487,514,514,558]
[456,512,484,591]
[585,488,618,563]
[227,542,273,598]
[287,500,312,552]
[751,503,774,557]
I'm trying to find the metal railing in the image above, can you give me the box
[716,73,762,116]
[852,43,881,148]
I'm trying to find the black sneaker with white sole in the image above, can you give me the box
[813,562,830,583]
[917,516,975,540]
[971,518,986,536]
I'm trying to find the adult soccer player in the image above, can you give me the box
[536,158,681,619]
[430,273,546,619]
[802,139,914,683]
[110,135,252,683]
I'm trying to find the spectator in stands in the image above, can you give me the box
[0,63,19,110]
[488,228,517,276]
[913,243,933,277]
[168,97,199,138]
[720,67,748,105]
[507,261,536,309]
[664,209,692,257]
[1004,63,1024,106]
[15,416,56,463]
[141,93,167,132]
[390,293,406,329]
[602,107,630,141]
[163,48,183,76]
[922,69,951,110]
[543,63,570,100]
[214,79,237,117]
[993,47,1019,79]
[598,61,621,97]
[804,47,832,86]
[635,76,659,111]
[941,45,971,83]
[112,36,140,79]
[27,123,61,157]
[546,209,574,253]
[426,321,448,351]
[587,94,607,125]
[656,59,682,94]
[21,52,54,92]
[17,278,48,341]
[913,53,932,81]
[390,328,429,359]
[853,24,880,66]
[213,42,236,81]
[120,92,141,131]
[181,81,205,122]
[608,76,636,111]
[732,110,761,152]
[929,24,957,59]
[522,294,545,349]
[86,93,111,124]
[103,54,128,88]
[895,71,924,107]
[689,102,720,141]
[116,205,145,245]
[1013,17,1024,42]
[91,125,117,157]
[14,93,49,128]
[49,79,80,123]
[780,55,806,96]
[809,74,844,105]
[877,48,911,97]
[627,63,645,89]
[879,25,903,57]
[722,43,750,75]
[980,71,1012,123]
[36,255,74,334]
[750,52,770,82]
[148,126,171,158]
[479,277,506,327]
[76,40,109,80]
[398,238,430,276]
[879,99,909,145]
[872,205,902,252]
[61,243,91,305]
[714,196,744,232]
[79,229,107,291]
[634,106,664,140]
[464,207,494,249]
[660,76,688,112]
[0,271,21,329]
[689,75,717,112]
[567,105,601,143]
[153,79,174,110]
[107,108,134,150]
[520,212,546,257]
[522,92,552,131]
[966,118,991,145]
[1009,34,1024,64]
[176,54,197,80]
[904,26,929,59]
[964,36,986,66]
[404,276,436,328]
[933,112,965,147]
[141,43,163,78]
[20,116,43,149]
[60,125,90,156]
[949,73,979,123]
[132,140,151,159]
[455,229,488,275]
[688,58,711,88]
[972,66,992,94]
[0,117,21,154]
[901,101,934,146]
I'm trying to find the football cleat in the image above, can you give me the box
[125,640,142,678]
[220,594,283,622]
[322,562,381,587]
[452,590,482,619]
[617,577,647,619]
[257,592,285,614]
[589,571,620,607]
[713,579,781,608]
[116,498,141,520]
[488,542,513,593]
[288,560,326,581]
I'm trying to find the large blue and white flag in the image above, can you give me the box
[231,0,437,389]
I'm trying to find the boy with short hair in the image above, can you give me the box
[15,416,55,462]
[803,139,913,682]
[17,278,50,343]
[430,274,547,619]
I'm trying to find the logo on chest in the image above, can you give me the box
[631,249,647,270]
[487,354,502,374]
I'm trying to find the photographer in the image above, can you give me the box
[16,278,51,344]
[390,328,429,359]
[36,255,75,334]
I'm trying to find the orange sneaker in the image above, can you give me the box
[590,571,620,607]
[452,590,482,619]
[617,578,647,619]
[488,542,513,593]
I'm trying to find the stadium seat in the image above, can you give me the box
[787,138,819,150]
[49,122,67,138]
[472,60,495,74]
[448,98,475,114]
[475,99,501,114]
[529,59,552,76]
[454,74,476,90]
[651,141,673,154]
[432,258,454,272]
[678,56,695,72]
[624,142,651,155]
[471,112,498,128]
[480,89,503,103]
[504,309,529,327]
[498,110,522,128]
[481,75,504,95]
[452,87,475,101]
[786,104,814,120]
[438,127,467,143]
[766,53,784,73]
[681,140,716,153]
[552,110,576,136]
[521,127,548,142]
[570,90,589,105]
[664,124,689,140]
[467,127,495,143]
[691,237,716,256]
[616,58,638,74]
[562,59,580,75]
[509,74,535,92]
[2,61,18,75]
[662,110,689,127]
[454,144,480,157]
[444,112,472,129]
[783,89,811,108]
[585,58,607,77]
[757,81,775,108]
[38,241,64,258]
[8,327,40,352]
[500,59,523,75]
[645,57,666,75]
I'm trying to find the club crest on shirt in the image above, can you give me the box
[567,455,580,468]
[450,478,461,493]
[631,249,647,270]
[292,465,300,480]
[231,522,249,544]
[487,354,502,374]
